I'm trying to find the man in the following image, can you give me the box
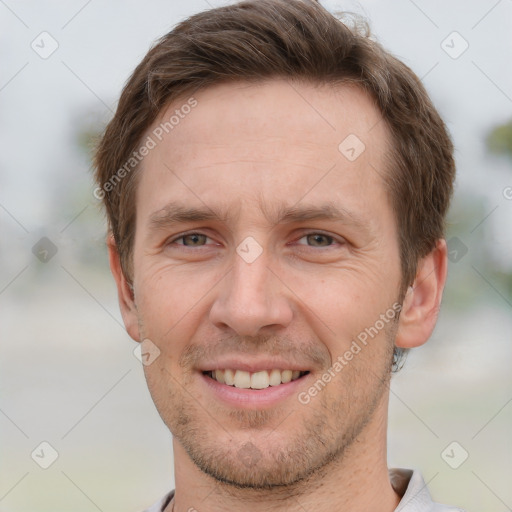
[94,1,462,510]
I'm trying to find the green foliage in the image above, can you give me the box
[486,119,512,160]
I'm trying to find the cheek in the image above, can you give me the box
[136,264,205,322]
[280,268,400,369]
[284,269,392,329]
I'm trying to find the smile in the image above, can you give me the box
[204,369,309,389]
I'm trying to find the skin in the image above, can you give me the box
[108,80,447,512]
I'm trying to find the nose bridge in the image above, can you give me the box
[209,245,293,335]
[233,252,269,304]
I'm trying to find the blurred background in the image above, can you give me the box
[0,0,511,511]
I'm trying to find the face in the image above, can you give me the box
[129,80,403,488]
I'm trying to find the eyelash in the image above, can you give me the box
[169,232,215,248]
[167,231,343,249]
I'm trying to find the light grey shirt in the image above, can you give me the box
[390,469,464,511]
[143,468,465,512]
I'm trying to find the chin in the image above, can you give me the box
[176,414,356,491]
[190,445,323,490]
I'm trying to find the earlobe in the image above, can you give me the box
[107,234,141,342]
[395,239,448,349]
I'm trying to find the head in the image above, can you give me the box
[95,0,454,490]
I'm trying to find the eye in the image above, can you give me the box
[171,233,209,247]
[163,231,222,260]
[296,233,336,247]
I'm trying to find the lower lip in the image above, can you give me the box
[201,372,309,409]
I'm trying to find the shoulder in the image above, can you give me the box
[141,490,174,512]
[390,468,465,512]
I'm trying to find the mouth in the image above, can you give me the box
[203,369,310,390]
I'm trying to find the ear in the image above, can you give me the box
[107,234,141,342]
[395,239,448,349]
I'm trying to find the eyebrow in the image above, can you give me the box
[148,204,229,230]
[147,201,368,232]
[268,202,367,229]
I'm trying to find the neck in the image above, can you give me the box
[169,398,400,512]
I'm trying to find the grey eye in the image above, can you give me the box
[304,234,333,247]
[181,234,208,246]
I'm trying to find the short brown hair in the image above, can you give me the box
[94,0,455,290]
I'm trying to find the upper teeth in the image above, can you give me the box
[210,369,304,389]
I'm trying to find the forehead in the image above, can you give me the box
[137,79,392,227]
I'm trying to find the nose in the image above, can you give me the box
[209,249,293,337]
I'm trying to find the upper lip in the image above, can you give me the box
[199,357,311,373]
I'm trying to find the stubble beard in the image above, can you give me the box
[142,323,396,493]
